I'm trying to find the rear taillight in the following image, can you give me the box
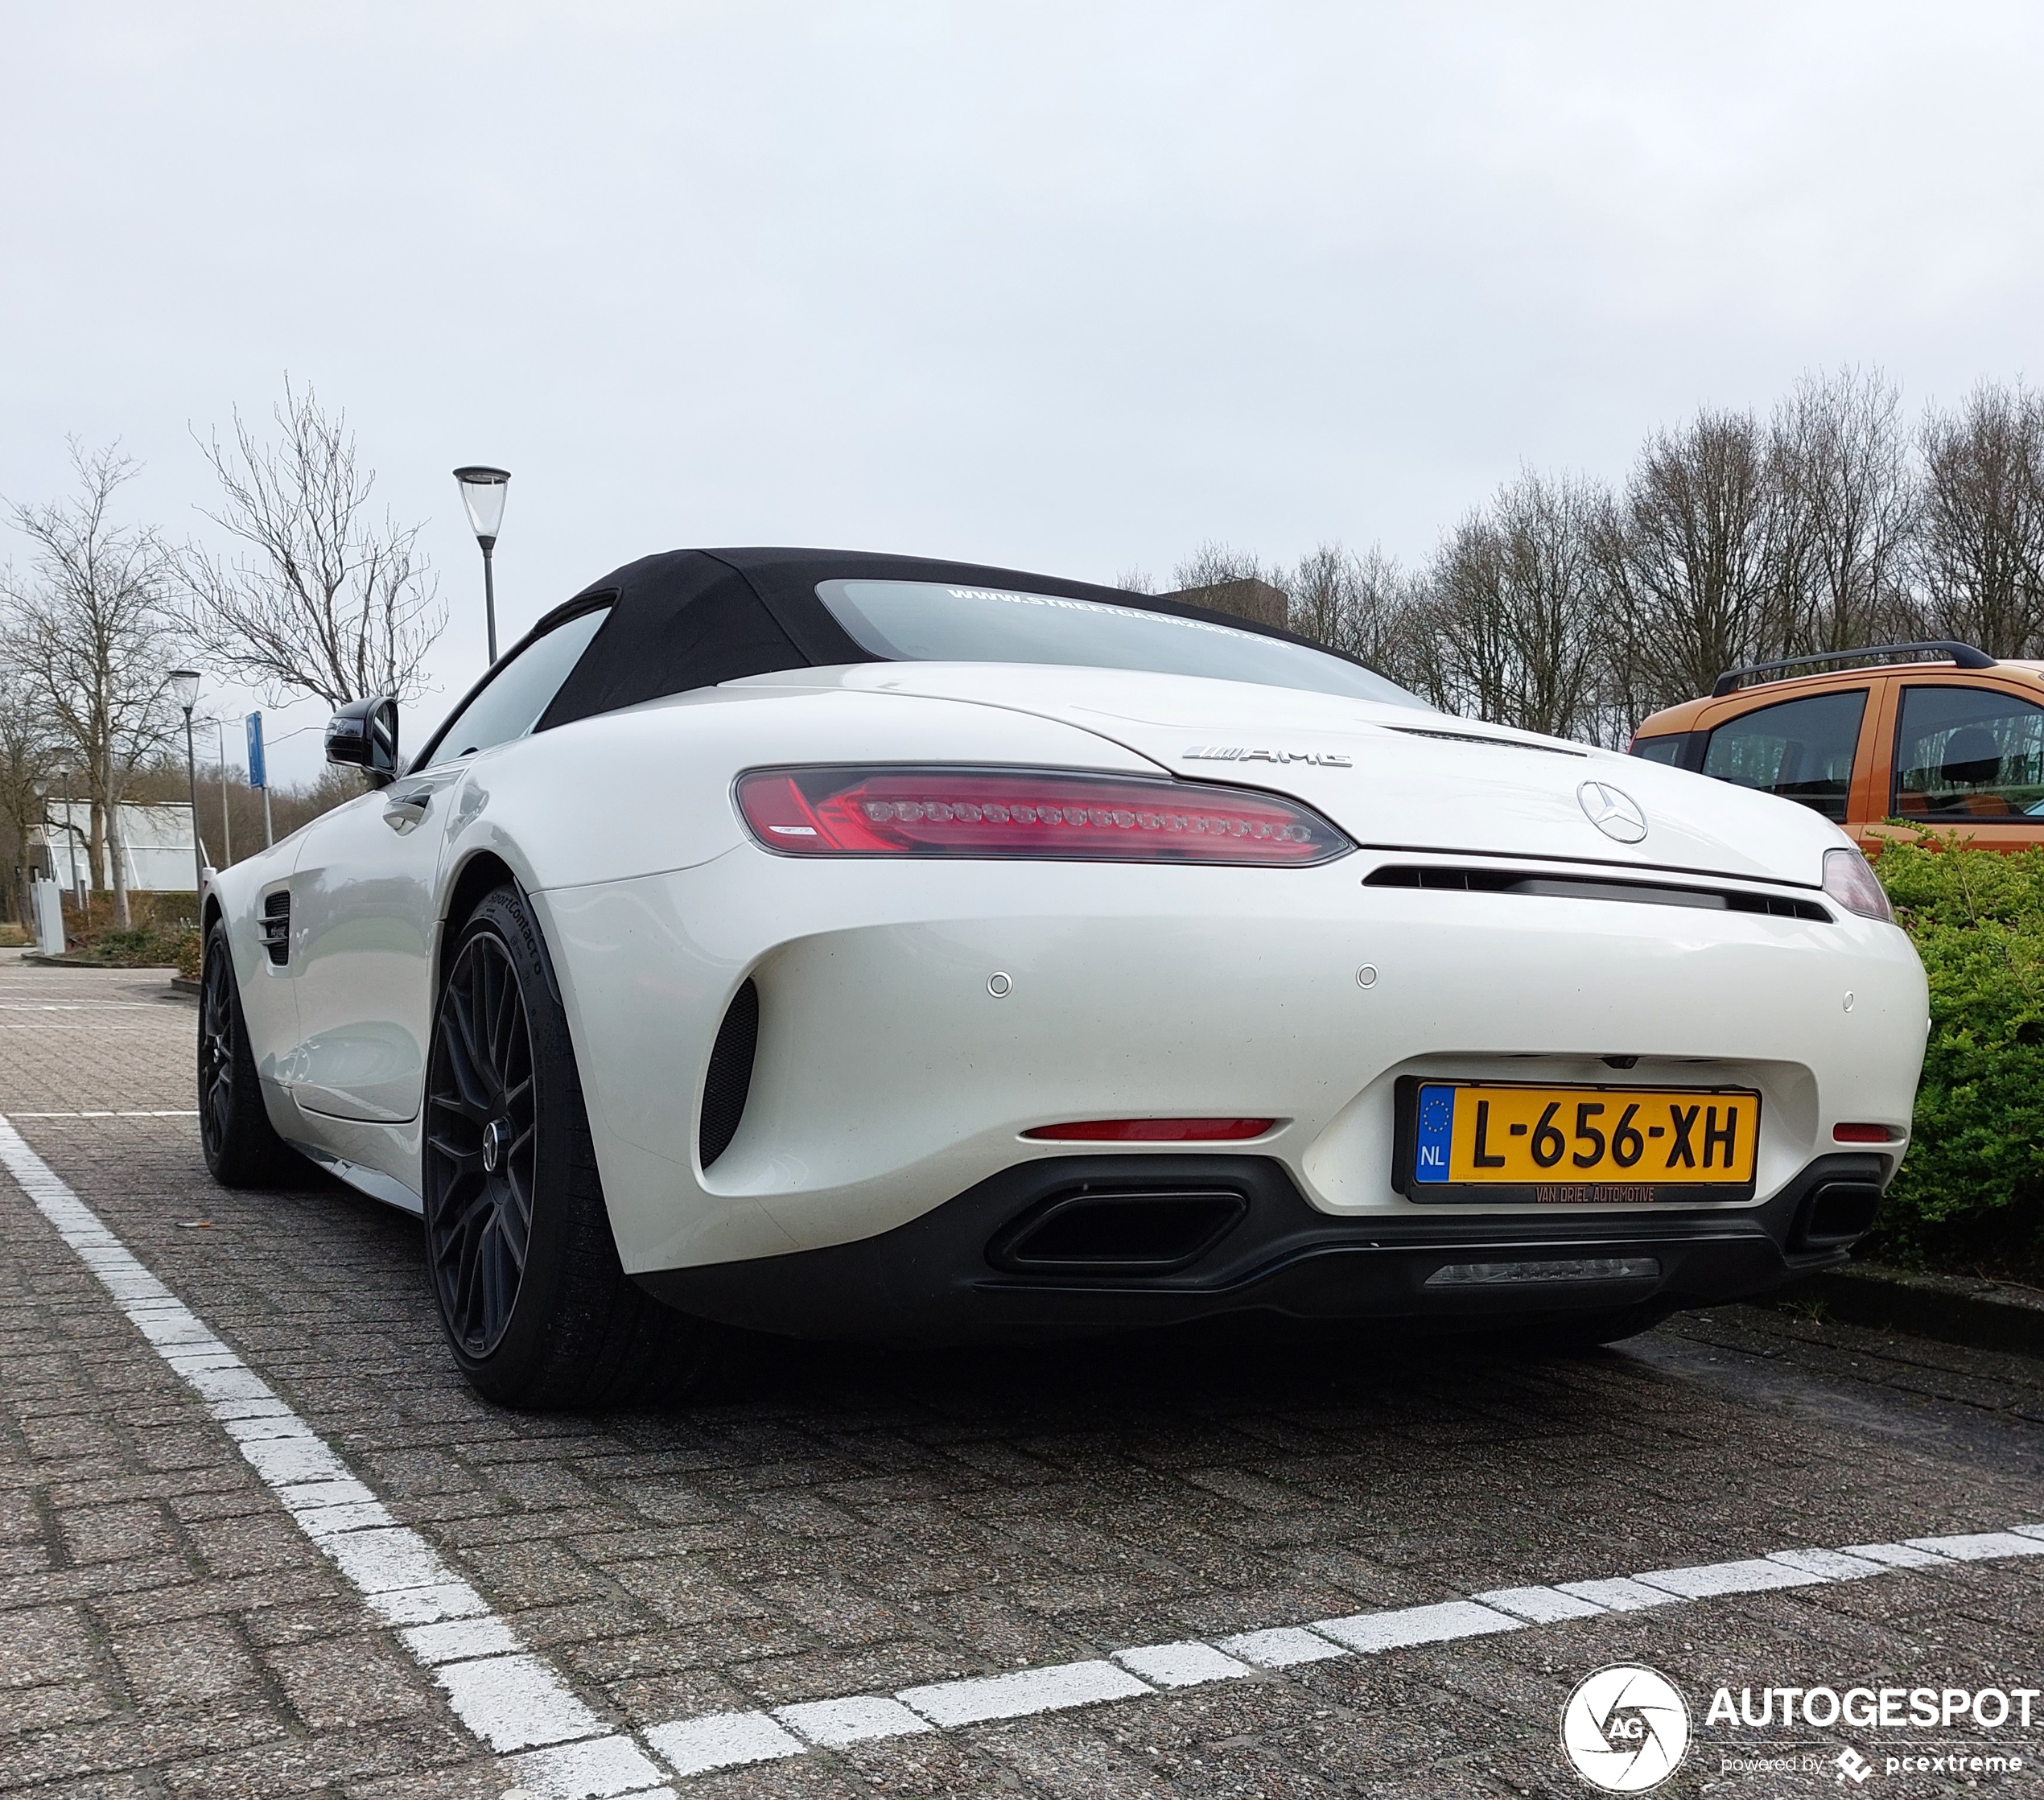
[735,767,1352,865]
[1822,847,1893,922]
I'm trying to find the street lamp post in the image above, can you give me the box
[453,467,511,665]
[168,670,204,896]
[56,769,85,910]
[212,717,232,867]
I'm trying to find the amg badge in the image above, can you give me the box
[1183,745,1353,767]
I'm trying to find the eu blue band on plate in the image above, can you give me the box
[1412,1083,1454,1184]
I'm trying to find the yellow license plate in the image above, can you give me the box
[1398,1080,1760,1204]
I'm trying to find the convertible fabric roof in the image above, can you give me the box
[531,546,1333,733]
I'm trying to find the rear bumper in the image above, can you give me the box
[634,1150,1888,1342]
[538,852,1927,1279]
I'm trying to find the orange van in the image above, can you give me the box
[1628,641,2044,855]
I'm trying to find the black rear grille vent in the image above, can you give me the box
[1364,864,1831,921]
[259,892,291,966]
[699,978,760,1170]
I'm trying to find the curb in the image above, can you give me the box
[21,951,181,971]
[1772,1261,2044,1360]
[168,976,201,999]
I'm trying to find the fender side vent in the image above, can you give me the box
[992,1188,1248,1275]
[260,892,291,966]
[699,979,760,1170]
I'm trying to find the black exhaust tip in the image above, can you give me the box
[1797,1180,1881,1248]
[991,1188,1248,1275]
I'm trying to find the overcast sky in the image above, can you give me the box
[5,2,2041,781]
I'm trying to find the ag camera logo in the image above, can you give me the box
[1561,1665,1691,1791]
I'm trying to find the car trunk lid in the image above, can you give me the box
[728,663,1838,888]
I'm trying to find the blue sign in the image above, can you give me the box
[245,712,267,790]
[1411,1083,1454,1183]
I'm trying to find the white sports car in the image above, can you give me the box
[199,549,1927,1405]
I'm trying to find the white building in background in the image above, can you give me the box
[39,801,199,893]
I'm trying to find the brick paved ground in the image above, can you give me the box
[2,955,2040,1797]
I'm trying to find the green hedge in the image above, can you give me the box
[1869,843,2044,1277]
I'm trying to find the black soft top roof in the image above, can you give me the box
[526,547,1337,735]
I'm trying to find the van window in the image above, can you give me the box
[1893,686,2044,820]
[1629,734,1689,768]
[1702,690,1867,821]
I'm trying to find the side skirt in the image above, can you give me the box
[286,1137,425,1217]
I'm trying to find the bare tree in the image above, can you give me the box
[175,379,444,709]
[1909,380,2044,657]
[0,643,60,927]
[1428,472,1617,741]
[2,444,179,929]
[1610,408,1773,721]
[1170,541,1279,594]
[1766,368,1915,653]
[1285,542,1436,697]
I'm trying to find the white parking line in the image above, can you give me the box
[0,1117,676,1800]
[0,1002,165,1010]
[6,1110,2042,1792]
[8,1110,200,1118]
[629,1530,2044,1777]
[899,1659,1153,1727]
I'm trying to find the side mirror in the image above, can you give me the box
[326,694,400,787]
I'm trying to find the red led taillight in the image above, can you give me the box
[736,767,1351,865]
[1832,1123,1898,1143]
[1023,1118,1275,1142]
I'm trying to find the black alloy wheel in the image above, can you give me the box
[197,920,299,1187]
[420,884,702,1407]
[200,944,237,1155]
[423,930,537,1358]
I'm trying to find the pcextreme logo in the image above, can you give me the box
[1561,1665,1691,1791]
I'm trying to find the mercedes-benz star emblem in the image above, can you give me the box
[1578,781,1648,843]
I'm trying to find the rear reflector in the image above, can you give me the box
[1023,1118,1275,1142]
[1832,1123,1898,1143]
[736,766,1350,865]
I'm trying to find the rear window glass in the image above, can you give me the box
[815,579,1431,708]
[1702,690,1866,820]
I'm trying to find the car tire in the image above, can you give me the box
[422,882,703,1409]
[199,921,304,1187]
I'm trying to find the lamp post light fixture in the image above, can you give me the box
[453,466,511,665]
[167,669,205,896]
